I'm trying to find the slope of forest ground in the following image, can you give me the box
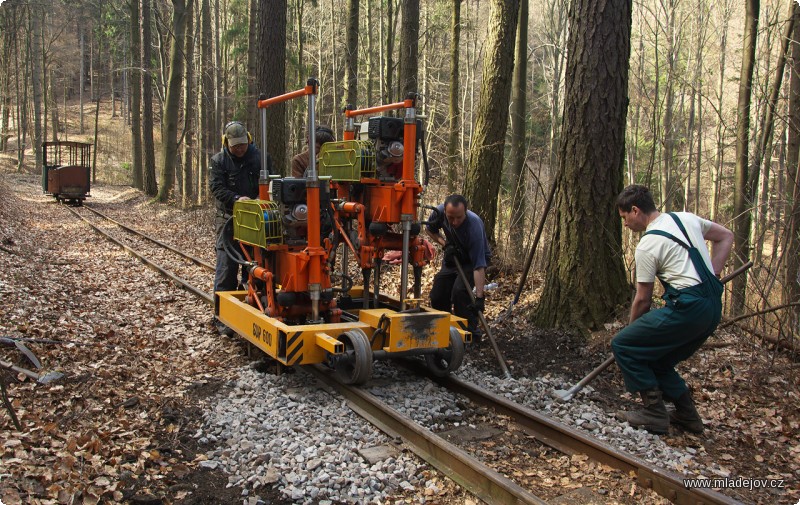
[0,148,798,504]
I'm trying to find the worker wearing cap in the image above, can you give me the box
[209,121,272,336]
[613,185,733,434]
[291,125,336,178]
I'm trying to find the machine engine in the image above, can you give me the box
[271,177,334,246]
[362,117,424,181]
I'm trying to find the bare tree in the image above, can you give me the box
[31,0,44,173]
[157,0,189,202]
[141,0,158,196]
[508,0,528,260]
[786,6,800,309]
[731,0,759,315]
[182,0,196,207]
[446,0,461,193]
[711,0,733,222]
[199,0,213,201]
[246,0,258,135]
[398,0,419,98]
[752,2,796,265]
[128,0,144,189]
[344,0,359,107]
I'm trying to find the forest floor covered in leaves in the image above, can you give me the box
[0,159,798,504]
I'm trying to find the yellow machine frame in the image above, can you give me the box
[216,291,470,367]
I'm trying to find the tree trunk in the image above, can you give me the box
[532,0,631,331]
[384,0,394,103]
[142,0,158,196]
[215,0,223,130]
[0,12,11,152]
[49,68,59,142]
[785,6,800,308]
[92,98,100,183]
[246,0,258,135]
[41,15,48,146]
[123,36,129,125]
[508,0,528,260]
[731,0,759,316]
[753,3,796,266]
[365,0,374,105]
[258,0,287,173]
[446,0,461,194]
[399,0,419,98]
[711,0,732,222]
[660,0,678,211]
[110,51,117,118]
[199,0,213,202]
[546,0,567,184]
[157,0,188,202]
[31,2,43,173]
[15,4,27,171]
[463,0,519,240]
[182,0,196,208]
[344,0,359,108]
[292,0,305,155]
[80,27,85,134]
[130,0,144,189]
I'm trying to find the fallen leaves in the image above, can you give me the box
[0,176,245,503]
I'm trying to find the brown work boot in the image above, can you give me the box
[669,391,704,434]
[617,389,669,434]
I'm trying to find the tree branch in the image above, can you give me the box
[719,302,800,329]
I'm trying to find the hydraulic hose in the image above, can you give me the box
[217,216,251,267]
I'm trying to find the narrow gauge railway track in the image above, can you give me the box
[82,205,214,271]
[63,204,213,304]
[62,203,744,505]
[398,360,744,505]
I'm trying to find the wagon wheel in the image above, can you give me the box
[335,329,373,385]
[425,327,465,377]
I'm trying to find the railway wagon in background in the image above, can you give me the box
[42,141,92,205]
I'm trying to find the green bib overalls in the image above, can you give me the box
[611,213,724,399]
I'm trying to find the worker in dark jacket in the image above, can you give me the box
[614,185,733,434]
[425,194,491,341]
[209,121,271,335]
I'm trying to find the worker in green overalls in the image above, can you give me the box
[613,185,734,434]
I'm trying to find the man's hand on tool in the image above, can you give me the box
[443,243,459,266]
[470,296,485,313]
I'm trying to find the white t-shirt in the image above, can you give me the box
[635,212,714,289]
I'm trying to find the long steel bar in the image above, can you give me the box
[452,256,512,379]
[307,365,547,505]
[84,205,214,271]
[65,207,213,305]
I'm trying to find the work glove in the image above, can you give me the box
[443,243,459,267]
[470,296,485,313]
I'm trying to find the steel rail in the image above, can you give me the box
[64,206,213,305]
[307,365,548,505]
[83,205,214,271]
[407,363,744,505]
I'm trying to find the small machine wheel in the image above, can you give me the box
[425,327,465,377]
[335,328,373,385]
